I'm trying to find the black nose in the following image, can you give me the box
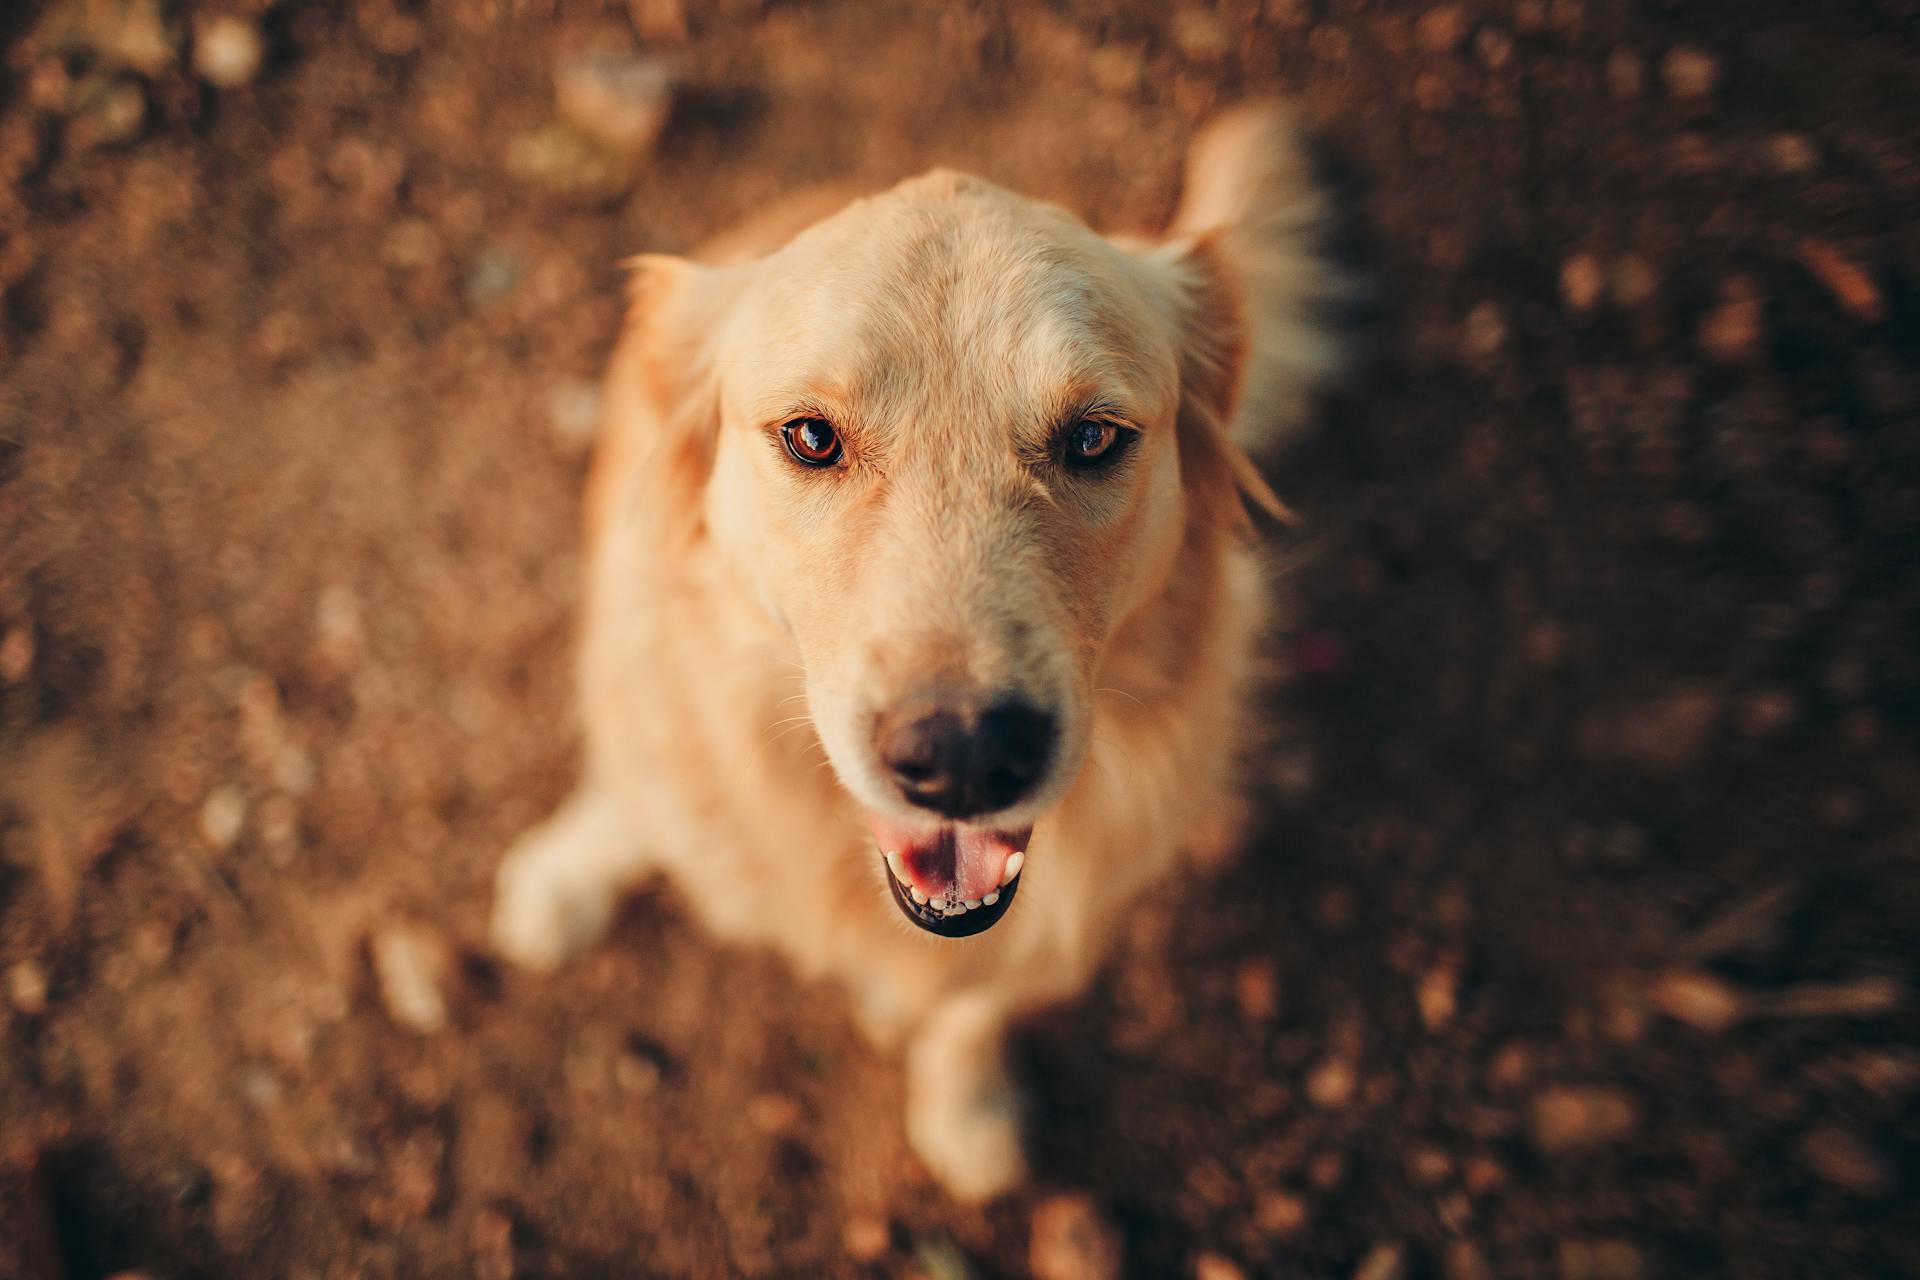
[876,694,1057,819]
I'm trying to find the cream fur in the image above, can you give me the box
[491,103,1345,1201]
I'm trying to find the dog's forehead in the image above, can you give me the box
[730,174,1180,426]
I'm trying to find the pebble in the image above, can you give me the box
[371,923,452,1034]
[1445,1241,1494,1280]
[1029,1194,1123,1280]
[1475,27,1514,69]
[193,15,264,89]
[463,246,525,307]
[1798,1125,1894,1197]
[554,52,676,156]
[504,125,637,202]
[68,78,147,150]
[843,1213,892,1261]
[1558,1241,1644,1280]
[199,785,247,850]
[0,627,33,682]
[1353,1242,1408,1280]
[1662,44,1719,100]
[1531,1085,1640,1151]
[1605,49,1644,98]
[1648,968,1744,1032]
[1698,275,1764,361]
[1089,45,1144,95]
[472,1206,516,1280]
[1417,7,1465,53]
[1765,132,1818,174]
[547,377,603,452]
[1608,255,1659,308]
[1234,960,1278,1022]
[747,1091,803,1136]
[1575,684,1721,774]
[1795,238,1885,324]
[1561,254,1604,313]
[7,959,49,1016]
[1306,1057,1358,1108]
[1193,1254,1247,1280]
[1172,10,1231,60]
[1254,1189,1309,1237]
[1418,961,1460,1030]
[1463,301,1507,361]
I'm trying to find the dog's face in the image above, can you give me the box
[626,173,1272,936]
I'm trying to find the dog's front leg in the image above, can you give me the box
[905,988,1028,1202]
[490,784,648,972]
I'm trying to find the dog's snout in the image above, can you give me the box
[876,694,1056,819]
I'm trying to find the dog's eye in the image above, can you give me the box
[782,417,843,467]
[1062,419,1124,469]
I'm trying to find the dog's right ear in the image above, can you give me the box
[590,254,747,546]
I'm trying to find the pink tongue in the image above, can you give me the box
[867,815,1028,903]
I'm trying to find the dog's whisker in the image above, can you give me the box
[1094,685,1147,711]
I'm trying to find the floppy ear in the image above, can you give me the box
[1158,232,1295,539]
[588,254,746,548]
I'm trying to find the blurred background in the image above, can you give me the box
[2,1,1917,1277]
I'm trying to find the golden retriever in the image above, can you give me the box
[491,104,1346,1200]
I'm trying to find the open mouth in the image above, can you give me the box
[868,816,1029,938]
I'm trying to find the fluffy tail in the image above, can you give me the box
[1170,103,1351,452]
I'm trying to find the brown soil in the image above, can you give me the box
[3,2,1918,1277]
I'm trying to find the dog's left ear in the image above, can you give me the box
[1152,232,1295,539]
[592,254,748,545]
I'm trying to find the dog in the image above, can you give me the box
[491,104,1347,1201]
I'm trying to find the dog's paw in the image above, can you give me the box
[906,1013,1029,1201]
[490,835,618,973]
[907,1074,1028,1202]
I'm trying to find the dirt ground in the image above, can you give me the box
[2,0,1918,1276]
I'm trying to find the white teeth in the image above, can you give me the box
[910,886,928,905]
[948,901,967,914]
[982,891,999,907]
[1001,851,1025,885]
[964,898,981,910]
[884,849,906,881]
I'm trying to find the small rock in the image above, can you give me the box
[1254,1189,1309,1237]
[504,125,637,202]
[1353,1242,1408,1280]
[628,0,689,42]
[1608,254,1659,308]
[1795,238,1885,324]
[1416,7,1465,53]
[1699,274,1765,361]
[1531,1085,1639,1151]
[547,377,603,452]
[747,1092,802,1136]
[1475,27,1513,68]
[1089,45,1144,95]
[1764,132,1818,174]
[0,627,33,682]
[371,924,452,1033]
[1798,1126,1894,1197]
[1445,1241,1494,1280]
[1234,961,1278,1021]
[1561,254,1604,313]
[1193,1253,1247,1280]
[1418,962,1460,1030]
[463,246,525,307]
[67,78,147,150]
[843,1213,892,1261]
[1408,1147,1454,1185]
[1575,684,1721,774]
[1662,44,1718,99]
[1029,1194,1122,1280]
[1463,301,1506,361]
[1648,968,1744,1032]
[1306,1057,1357,1108]
[1172,10,1230,60]
[1605,49,1644,98]
[472,1206,516,1280]
[199,785,247,850]
[554,52,675,156]
[1558,1240,1645,1280]
[7,959,49,1015]
[193,15,263,89]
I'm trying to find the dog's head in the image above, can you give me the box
[616,170,1284,937]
